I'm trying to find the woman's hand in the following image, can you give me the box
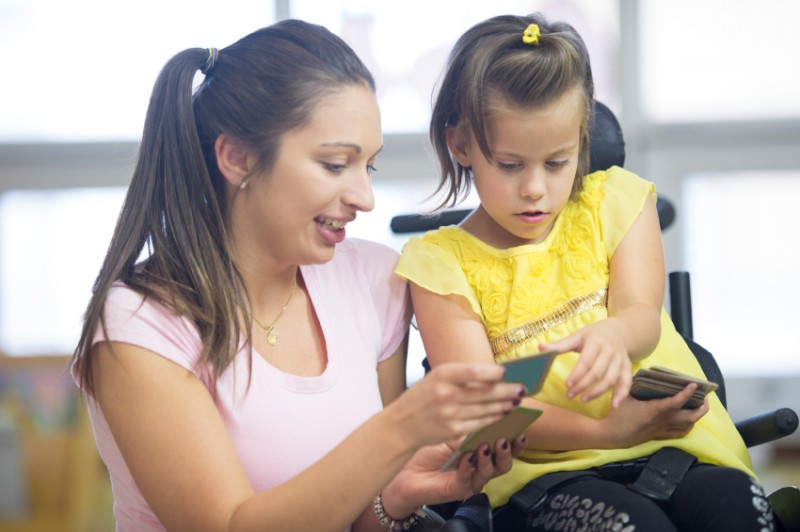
[603,383,709,448]
[540,318,632,408]
[385,362,526,450]
[380,434,527,518]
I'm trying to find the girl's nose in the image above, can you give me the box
[520,169,546,199]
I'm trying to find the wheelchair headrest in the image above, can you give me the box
[388,101,658,234]
[589,101,625,173]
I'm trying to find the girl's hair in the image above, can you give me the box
[72,19,375,394]
[430,13,595,208]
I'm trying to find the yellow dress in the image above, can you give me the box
[395,166,754,508]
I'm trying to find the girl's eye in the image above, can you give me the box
[546,159,570,169]
[367,165,378,176]
[498,161,520,171]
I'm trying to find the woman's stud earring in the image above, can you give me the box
[239,180,248,190]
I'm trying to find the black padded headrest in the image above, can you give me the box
[388,101,676,234]
[589,101,626,173]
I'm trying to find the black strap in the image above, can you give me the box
[509,470,600,514]
[508,447,696,516]
[405,508,448,532]
[627,447,696,502]
[444,493,493,532]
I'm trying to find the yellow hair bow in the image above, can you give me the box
[522,24,540,45]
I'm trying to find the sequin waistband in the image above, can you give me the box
[489,288,608,357]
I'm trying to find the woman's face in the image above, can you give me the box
[232,83,382,268]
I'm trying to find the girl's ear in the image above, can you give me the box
[445,125,471,167]
[215,134,255,189]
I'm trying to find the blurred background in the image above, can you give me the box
[0,0,798,530]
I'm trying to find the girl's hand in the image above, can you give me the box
[385,362,526,449]
[604,383,709,448]
[380,434,527,517]
[540,319,632,408]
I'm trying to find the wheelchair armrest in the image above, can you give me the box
[769,486,800,532]
[735,407,799,448]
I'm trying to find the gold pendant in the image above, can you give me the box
[265,326,278,346]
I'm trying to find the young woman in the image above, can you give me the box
[71,19,527,531]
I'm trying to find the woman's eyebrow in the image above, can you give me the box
[320,141,362,153]
[320,142,384,158]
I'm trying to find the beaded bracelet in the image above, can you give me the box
[372,493,427,531]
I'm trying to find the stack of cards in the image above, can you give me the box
[441,407,542,471]
[630,365,718,409]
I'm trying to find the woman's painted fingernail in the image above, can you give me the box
[483,446,491,456]
[512,398,521,406]
[501,439,509,450]
[518,387,526,397]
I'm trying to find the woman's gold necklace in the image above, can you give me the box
[252,283,296,347]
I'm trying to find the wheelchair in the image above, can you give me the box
[389,101,800,531]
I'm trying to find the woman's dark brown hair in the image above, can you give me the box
[72,20,375,394]
[429,13,595,208]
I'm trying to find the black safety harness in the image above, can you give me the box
[505,447,697,516]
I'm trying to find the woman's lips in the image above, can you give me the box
[315,216,348,245]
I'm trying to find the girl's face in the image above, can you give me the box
[233,83,382,268]
[451,87,584,249]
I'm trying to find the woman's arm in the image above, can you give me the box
[376,335,409,406]
[93,340,521,532]
[355,327,525,530]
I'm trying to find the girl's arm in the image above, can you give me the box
[542,194,665,406]
[92,341,522,532]
[605,193,665,358]
[408,282,600,451]
[518,384,708,451]
[410,266,698,453]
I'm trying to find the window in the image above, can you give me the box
[0,187,127,354]
[0,0,275,142]
[2,0,620,140]
[639,0,800,122]
[291,0,620,132]
[682,171,800,375]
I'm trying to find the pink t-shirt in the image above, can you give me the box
[79,238,411,531]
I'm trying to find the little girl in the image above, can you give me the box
[396,13,776,531]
